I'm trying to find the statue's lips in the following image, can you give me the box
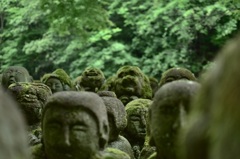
[8,79,16,84]
[86,72,98,76]
[124,87,135,92]
[20,94,38,102]
[138,131,146,136]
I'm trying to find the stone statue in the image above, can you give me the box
[0,89,30,159]
[8,82,52,145]
[32,91,109,159]
[180,34,240,159]
[123,98,152,159]
[100,75,116,91]
[114,66,152,105]
[78,67,106,92]
[159,67,197,87]
[98,91,134,159]
[148,80,200,159]
[41,69,73,93]
[149,77,159,97]
[1,66,33,90]
[73,75,82,91]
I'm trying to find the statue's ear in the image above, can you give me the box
[99,121,109,149]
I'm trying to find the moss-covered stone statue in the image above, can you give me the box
[114,66,152,105]
[77,67,106,92]
[73,75,82,91]
[100,75,116,91]
[123,98,152,159]
[8,82,52,146]
[2,66,33,90]
[148,80,200,159]
[98,91,134,159]
[149,77,159,97]
[41,69,74,93]
[159,67,197,87]
[0,89,30,159]
[31,91,109,159]
[180,34,240,159]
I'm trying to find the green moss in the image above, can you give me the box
[115,66,152,99]
[80,67,105,92]
[125,98,152,115]
[41,69,73,88]
[100,75,116,91]
[31,144,46,159]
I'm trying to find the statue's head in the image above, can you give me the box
[159,67,196,87]
[125,99,152,141]
[8,82,52,126]
[98,91,127,142]
[41,69,73,93]
[114,66,152,105]
[0,90,30,159]
[2,66,33,89]
[42,91,109,159]
[80,67,105,92]
[149,80,200,159]
[100,75,116,91]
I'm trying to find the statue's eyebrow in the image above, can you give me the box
[70,121,88,127]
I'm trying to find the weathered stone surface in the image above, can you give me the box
[0,89,30,159]
[159,67,196,87]
[2,66,32,89]
[149,80,200,159]
[114,66,152,105]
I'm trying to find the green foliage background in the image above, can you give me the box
[1,0,239,79]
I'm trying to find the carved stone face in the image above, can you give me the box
[98,91,127,142]
[8,82,51,125]
[80,67,105,92]
[43,106,100,159]
[126,107,148,140]
[150,98,182,158]
[2,66,32,89]
[115,67,145,105]
[149,80,200,159]
[45,77,64,94]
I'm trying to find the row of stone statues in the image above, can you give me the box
[0,33,239,159]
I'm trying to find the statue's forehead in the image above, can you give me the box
[128,107,148,115]
[46,77,61,82]
[5,68,25,73]
[44,107,97,123]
